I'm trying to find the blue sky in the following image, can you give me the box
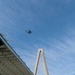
[0,0,75,75]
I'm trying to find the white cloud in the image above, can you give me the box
[42,30,75,75]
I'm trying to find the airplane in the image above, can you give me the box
[26,30,32,34]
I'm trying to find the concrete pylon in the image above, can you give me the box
[34,48,49,75]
